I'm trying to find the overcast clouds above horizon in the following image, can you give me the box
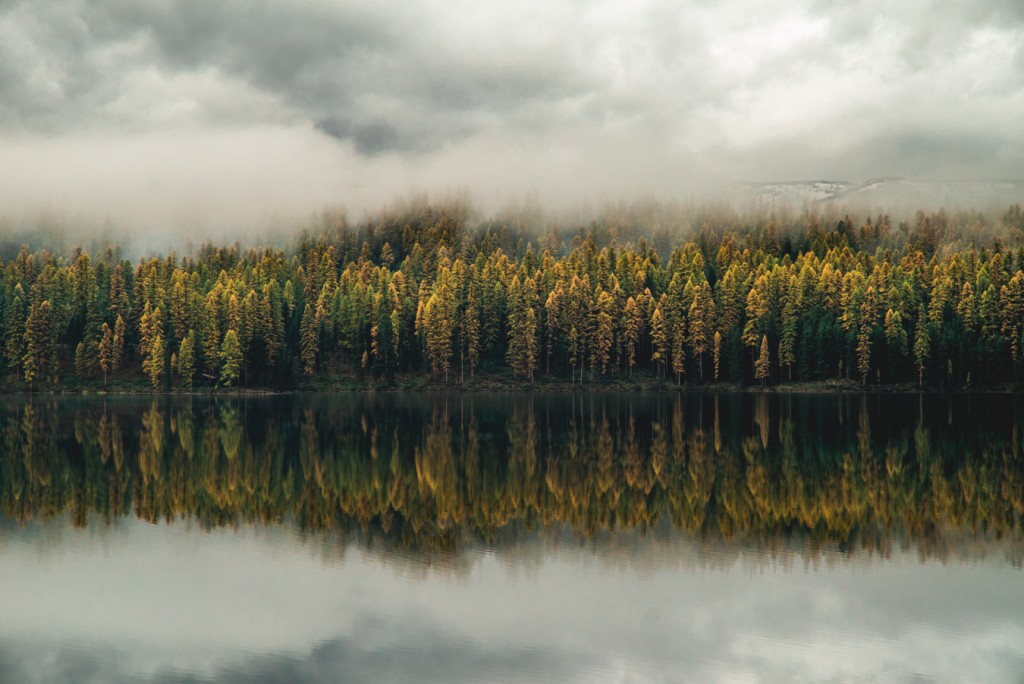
[1,0,1023,234]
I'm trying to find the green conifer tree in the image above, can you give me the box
[220,329,242,387]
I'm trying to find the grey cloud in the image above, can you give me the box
[316,118,410,156]
[1,0,601,154]
[2,0,1024,216]
[848,130,1023,182]
[0,2,114,131]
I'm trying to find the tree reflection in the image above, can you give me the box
[0,394,1021,559]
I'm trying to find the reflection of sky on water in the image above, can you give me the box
[1,519,1022,683]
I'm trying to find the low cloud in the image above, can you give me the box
[1,0,1022,232]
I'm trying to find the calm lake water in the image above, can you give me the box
[1,392,1023,683]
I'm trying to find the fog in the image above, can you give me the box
[1,0,1023,244]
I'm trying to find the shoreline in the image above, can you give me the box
[1,376,1021,397]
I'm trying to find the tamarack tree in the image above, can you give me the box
[0,203,1020,390]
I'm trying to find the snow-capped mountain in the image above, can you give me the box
[720,178,1024,212]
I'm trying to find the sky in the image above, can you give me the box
[1,0,1023,237]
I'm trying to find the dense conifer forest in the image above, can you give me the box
[2,201,1024,391]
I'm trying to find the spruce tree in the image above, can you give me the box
[220,329,242,387]
[299,303,318,376]
[98,322,113,386]
[112,314,126,373]
[23,300,56,388]
[914,305,931,387]
[755,334,770,385]
[178,333,195,389]
[143,332,165,389]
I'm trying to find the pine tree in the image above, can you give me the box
[507,276,538,381]
[463,301,480,381]
[1000,273,1024,362]
[957,281,976,330]
[261,283,285,370]
[98,322,113,386]
[856,287,877,385]
[978,285,999,340]
[592,290,614,376]
[743,276,769,349]
[143,332,165,389]
[778,288,798,381]
[914,304,931,388]
[418,271,456,382]
[109,264,131,326]
[112,314,126,373]
[74,342,90,378]
[78,301,104,378]
[544,283,564,376]
[884,308,908,356]
[202,293,222,382]
[621,296,642,377]
[755,334,770,385]
[219,329,242,387]
[672,325,686,386]
[23,300,56,388]
[688,283,713,383]
[140,305,165,389]
[299,303,318,376]
[3,289,27,375]
[178,333,195,389]
[650,302,669,380]
[713,330,722,382]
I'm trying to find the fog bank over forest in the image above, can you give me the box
[3,180,1024,260]
[3,0,1024,253]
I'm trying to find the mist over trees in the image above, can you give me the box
[2,200,1024,391]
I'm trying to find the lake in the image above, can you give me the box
[1,392,1022,682]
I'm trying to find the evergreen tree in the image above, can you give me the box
[672,325,686,386]
[755,334,770,384]
[4,289,27,376]
[0,204,1020,392]
[144,332,165,389]
[778,287,798,381]
[688,283,714,383]
[220,329,242,387]
[713,330,722,382]
[23,300,56,388]
[112,314,126,373]
[299,303,318,376]
[650,302,668,380]
[507,276,538,381]
[98,322,114,386]
[621,296,643,377]
[914,305,931,387]
[178,333,195,389]
[592,290,614,376]
[140,305,165,389]
[884,308,908,358]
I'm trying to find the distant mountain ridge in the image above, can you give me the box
[723,178,1024,212]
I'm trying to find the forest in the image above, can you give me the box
[2,200,1024,390]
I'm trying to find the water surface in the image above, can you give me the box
[1,393,1022,682]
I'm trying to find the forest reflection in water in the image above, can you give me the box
[2,391,1022,563]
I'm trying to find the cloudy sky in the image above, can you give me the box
[1,0,1023,234]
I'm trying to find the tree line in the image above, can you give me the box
[2,202,1024,389]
